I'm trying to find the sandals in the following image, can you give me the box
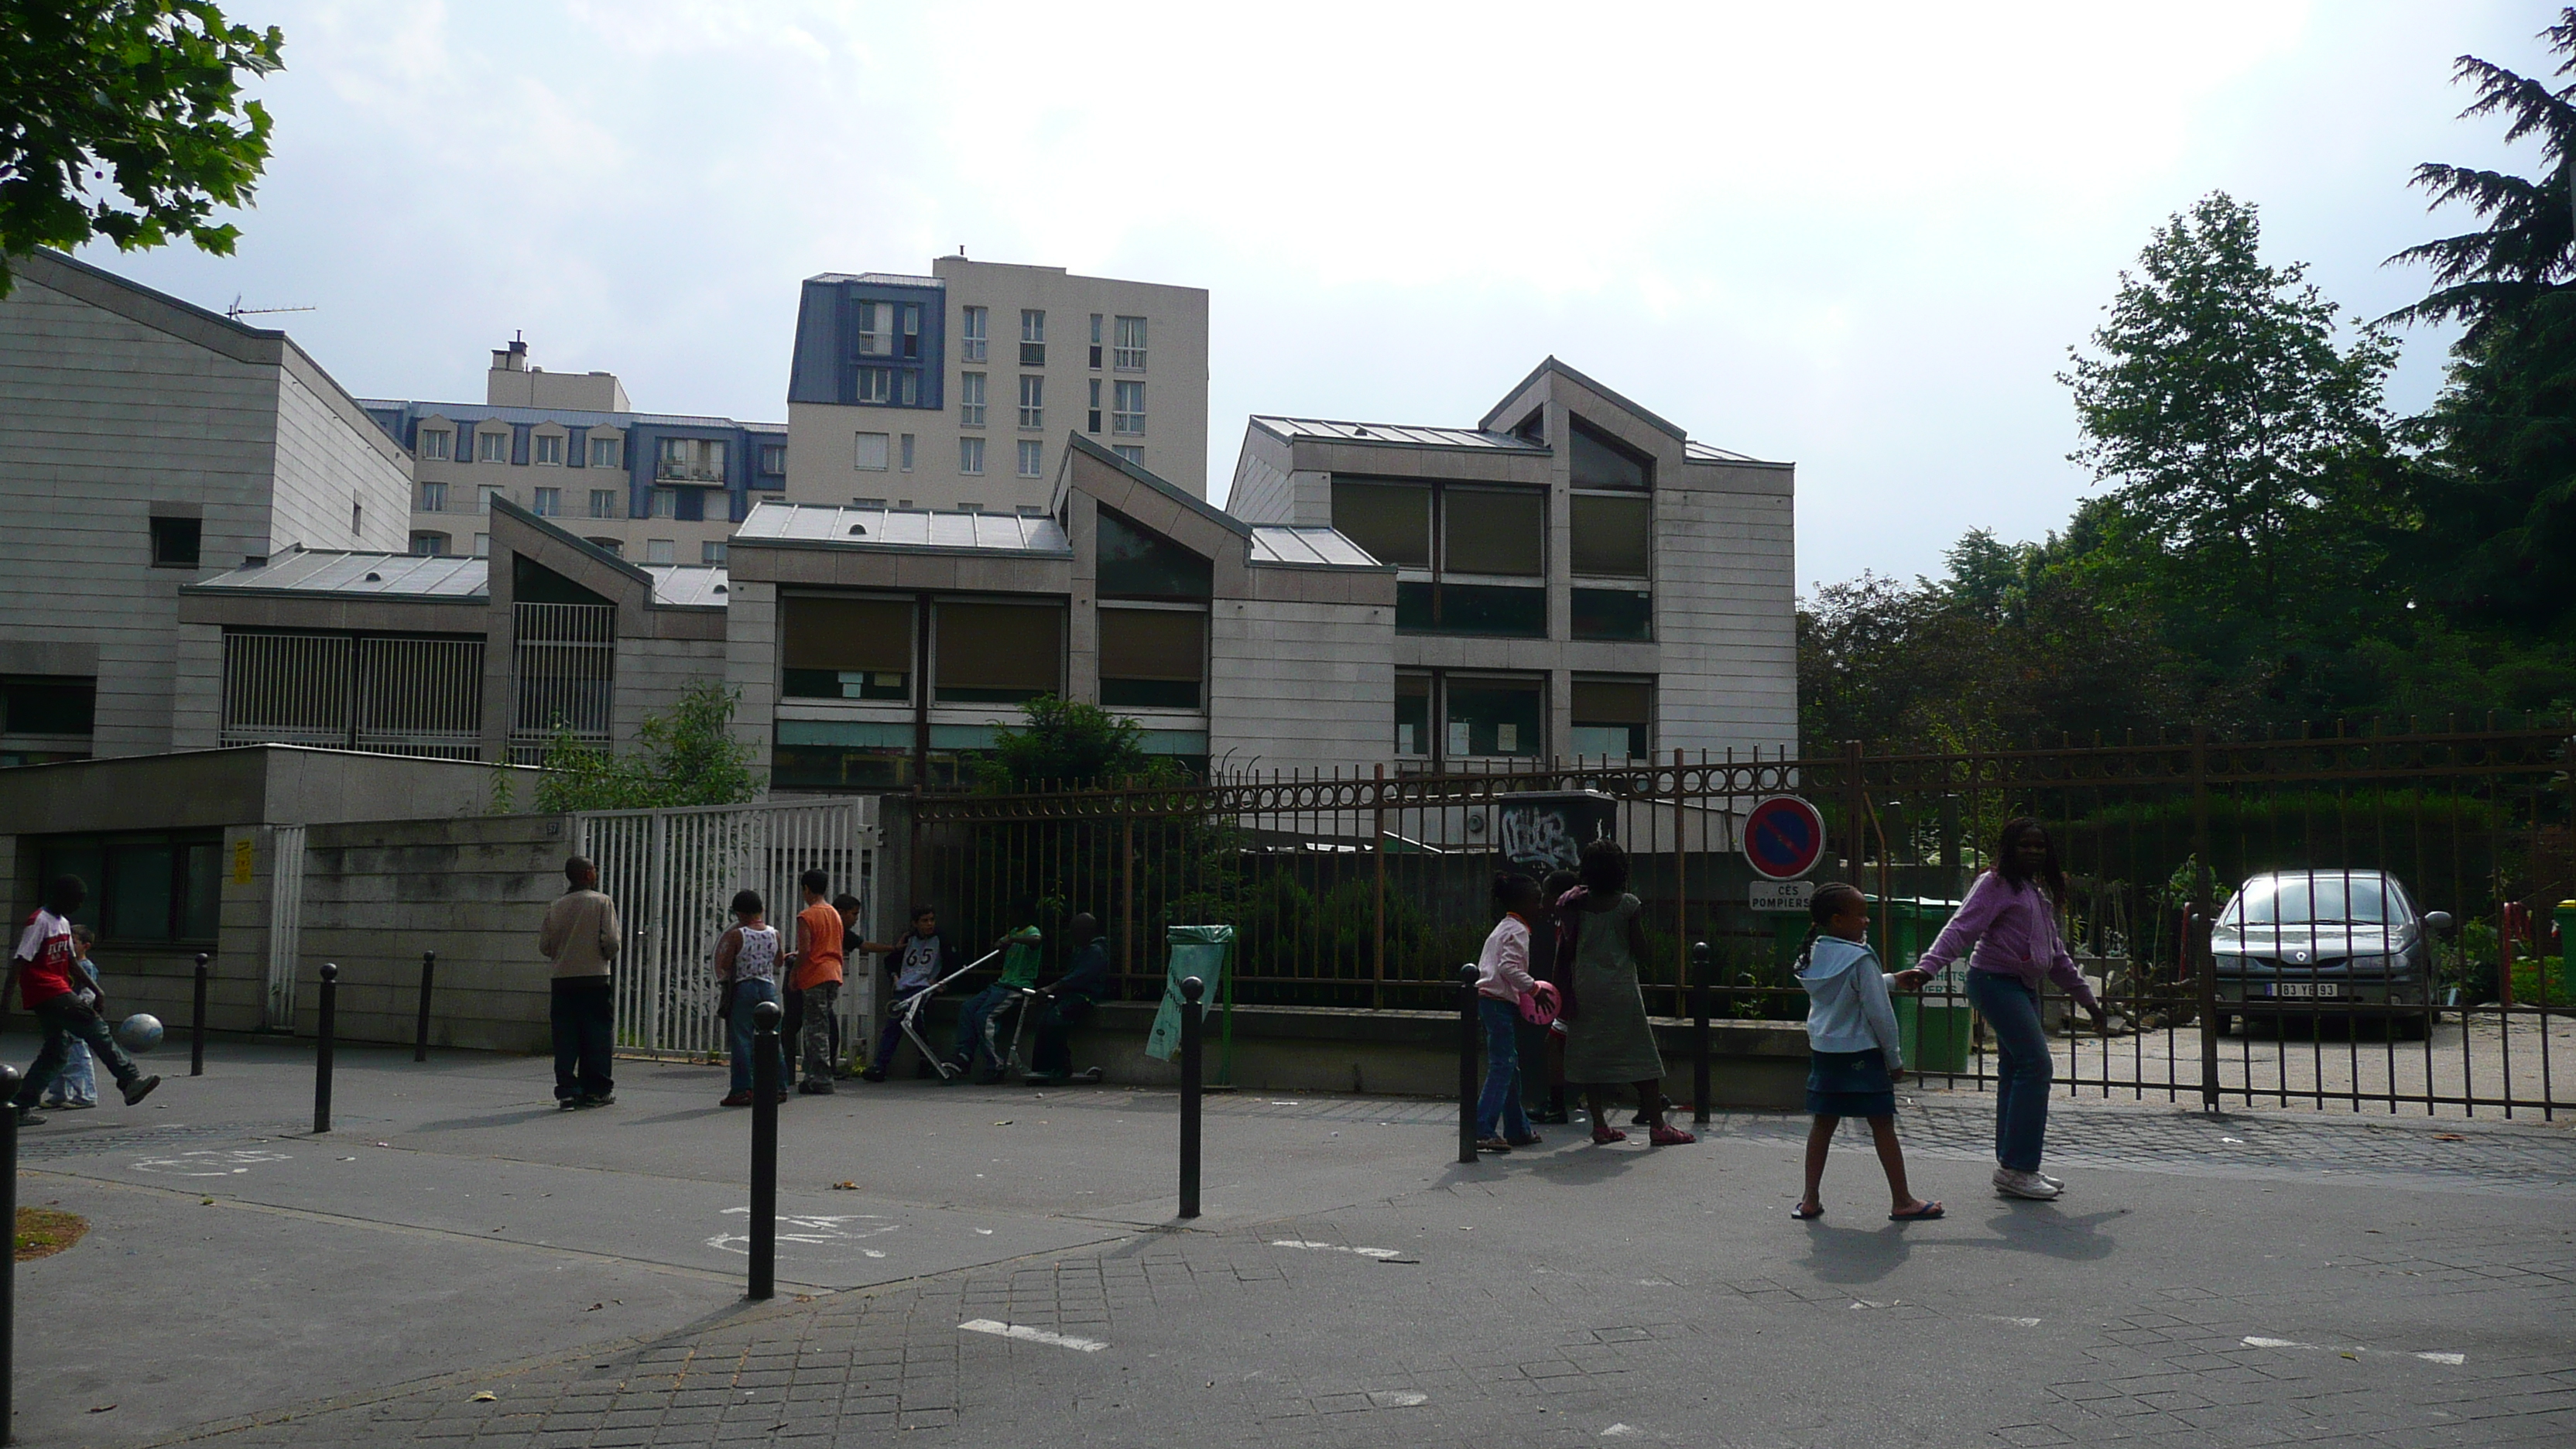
[1591,1125,1629,1145]
[1889,1201,1946,1221]
[1475,1136,1514,1153]
[1648,1125,1697,1146]
[1791,1203,1825,1221]
[1505,1132,1544,1148]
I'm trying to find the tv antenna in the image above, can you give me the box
[225,295,316,320]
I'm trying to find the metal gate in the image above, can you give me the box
[263,824,307,1030]
[576,798,876,1060]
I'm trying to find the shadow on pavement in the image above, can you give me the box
[1797,1220,1915,1284]
[408,1107,570,1132]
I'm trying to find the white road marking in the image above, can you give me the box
[132,1150,289,1177]
[1270,1239,1401,1259]
[2242,1336,2464,1365]
[959,1319,1107,1352]
[1981,1315,2043,1327]
[1602,1425,1642,1438]
[1366,1391,1427,1407]
[707,1208,896,1258]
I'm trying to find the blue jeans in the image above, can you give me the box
[13,999,137,1111]
[1477,997,1532,1140]
[728,978,787,1095]
[1967,970,2051,1172]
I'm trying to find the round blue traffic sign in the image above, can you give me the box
[1743,796,1826,881]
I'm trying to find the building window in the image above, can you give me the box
[588,488,618,519]
[901,303,921,358]
[1395,671,1430,757]
[419,481,447,512]
[1112,380,1145,435]
[477,430,509,464]
[1115,315,1146,370]
[760,444,786,474]
[418,429,452,461]
[1019,309,1045,365]
[533,433,564,466]
[1017,375,1043,429]
[1333,478,1544,638]
[646,539,675,564]
[1088,313,1103,369]
[656,437,727,483]
[703,540,728,565]
[351,497,363,536]
[1114,444,1143,465]
[935,599,1063,704]
[1571,587,1653,642]
[1571,678,1651,762]
[1088,379,1102,433]
[899,433,915,471]
[856,300,885,356]
[856,368,891,404]
[1098,507,1212,600]
[961,305,988,361]
[783,595,913,701]
[533,487,560,517]
[478,485,504,514]
[1444,675,1543,759]
[587,536,622,557]
[35,831,222,945]
[1017,440,1042,478]
[959,437,985,474]
[650,488,678,519]
[473,533,490,557]
[855,432,891,471]
[1569,415,1653,490]
[1571,494,1651,578]
[410,532,447,557]
[959,372,985,427]
[587,435,622,469]
[1099,608,1204,709]
[896,370,920,406]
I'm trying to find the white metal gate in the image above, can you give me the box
[576,798,876,1060]
[264,824,307,1030]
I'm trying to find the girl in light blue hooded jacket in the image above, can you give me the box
[1792,882,1940,1223]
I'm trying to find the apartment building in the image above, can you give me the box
[367,337,784,566]
[783,256,1209,515]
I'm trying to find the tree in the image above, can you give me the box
[524,682,759,814]
[0,2,284,297]
[975,695,1183,792]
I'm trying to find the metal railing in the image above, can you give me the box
[221,630,483,760]
[510,602,615,762]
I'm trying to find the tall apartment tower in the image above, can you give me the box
[783,256,1208,512]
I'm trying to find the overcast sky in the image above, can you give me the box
[82,2,2558,588]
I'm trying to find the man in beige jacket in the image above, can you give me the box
[538,856,622,1108]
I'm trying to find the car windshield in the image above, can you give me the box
[2231,875,2392,926]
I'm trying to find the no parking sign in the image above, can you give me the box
[1742,795,1827,881]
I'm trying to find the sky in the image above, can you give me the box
[78,2,2564,590]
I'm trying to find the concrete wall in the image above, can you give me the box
[1208,598,1393,775]
[1660,458,1800,758]
[269,352,413,557]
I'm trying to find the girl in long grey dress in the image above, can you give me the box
[1559,840,1695,1146]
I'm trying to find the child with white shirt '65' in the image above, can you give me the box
[1793,882,1941,1223]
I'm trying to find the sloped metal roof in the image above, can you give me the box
[1684,440,1765,464]
[735,502,1071,555]
[639,565,732,608]
[1249,416,1546,452]
[1248,526,1386,569]
[190,550,489,600]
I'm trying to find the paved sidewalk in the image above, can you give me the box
[3,1033,2570,1447]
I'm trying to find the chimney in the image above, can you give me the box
[490,331,530,373]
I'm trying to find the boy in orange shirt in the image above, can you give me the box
[786,869,848,1094]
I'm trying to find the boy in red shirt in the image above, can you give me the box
[786,869,847,1094]
[10,876,158,1125]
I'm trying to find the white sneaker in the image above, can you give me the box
[1993,1166,2061,1201]
[2036,1170,2066,1191]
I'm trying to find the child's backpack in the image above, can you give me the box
[1518,978,1562,1029]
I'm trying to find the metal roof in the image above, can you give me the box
[1684,440,1763,464]
[639,566,731,608]
[804,272,944,289]
[1248,526,1386,569]
[358,399,783,431]
[1249,416,1547,453]
[187,550,729,608]
[734,502,1070,555]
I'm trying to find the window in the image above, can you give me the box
[901,303,920,358]
[587,435,622,469]
[1331,481,1430,567]
[533,487,560,517]
[656,437,727,483]
[1088,313,1103,368]
[896,369,920,406]
[1112,380,1145,434]
[1088,378,1102,433]
[646,539,675,564]
[783,595,914,701]
[1395,672,1430,757]
[410,532,447,557]
[479,485,504,514]
[418,429,452,461]
[533,433,564,466]
[477,430,509,463]
[419,481,447,512]
[961,305,988,361]
[899,434,915,471]
[1445,676,1543,759]
[1571,679,1651,762]
[1017,440,1043,478]
[960,372,986,427]
[1571,587,1653,641]
[855,432,891,471]
[959,437,985,474]
[1098,507,1211,599]
[589,488,618,519]
[760,444,786,474]
[1018,375,1043,429]
[857,368,891,404]
[351,497,363,536]
[1114,315,1146,370]
[473,533,490,557]
[36,831,222,944]
[703,540,728,565]
[2,676,96,737]
[1334,478,1546,637]
[935,600,1062,703]
[1569,415,1653,490]
[650,488,678,519]
[1099,608,1204,709]
[1446,487,1544,576]
[1114,444,1143,465]
[1571,494,1651,577]
[587,536,622,557]
[1019,309,1046,365]
[856,300,886,356]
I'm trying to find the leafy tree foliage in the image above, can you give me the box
[524,682,759,813]
[975,695,1186,792]
[0,2,284,296]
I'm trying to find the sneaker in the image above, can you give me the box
[1505,1132,1544,1148]
[2036,1170,2066,1191]
[121,1074,161,1107]
[1475,1136,1514,1153]
[575,1094,615,1108]
[860,1068,888,1083]
[800,1080,835,1095]
[1993,1166,2061,1201]
[720,1091,754,1108]
[63,1098,95,1110]
[14,1108,44,1127]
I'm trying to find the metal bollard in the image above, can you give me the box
[190,952,210,1077]
[748,999,780,1300]
[1179,976,1204,1219]
[0,1062,17,1443]
[1692,941,1712,1126]
[313,963,337,1135]
[1458,964,1479,1165]
[413,951,437,1063]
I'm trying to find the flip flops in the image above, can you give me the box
[1791,1203,1825,1221]
[1889,1201,1946,1221]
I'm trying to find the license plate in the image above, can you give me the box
[2263,982,2341,999]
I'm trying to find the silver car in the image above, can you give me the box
[2210,869,2452,1038]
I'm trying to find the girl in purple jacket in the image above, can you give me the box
[1896,817,2108,1201]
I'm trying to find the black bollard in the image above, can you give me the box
[313,963,337,1135]
[748,999,780,1300]
[1692,941,1712,1127]
[1178,976,1204,1219]
[190,952,210,1077]
[1458,964,1478,1166]
[413,951,437,1064]
[0,1062,17,1443]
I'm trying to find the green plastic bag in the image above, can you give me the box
[1146,925,1234,1062]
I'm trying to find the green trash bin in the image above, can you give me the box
[1877,896,1970,1075]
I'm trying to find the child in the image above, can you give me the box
[954,906,1043,1084]
[1028,912,1112,1086]
[785,870,846,1095]
[42,926,104,1109]
[1793,882,1941,1222]
[1523,868,1581,1125]
[857,906,960,1081]
[1473,872,1544,1152]
[9,875,157,1126]
[711,889,789,1108]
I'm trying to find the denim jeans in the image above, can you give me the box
[550,976,615,1102]
[13,998,137,1111]
[1477,997,1533,1140]
[728,978,787,1095]
[954,985,1028,1070]
[1966,969,2052,1172]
